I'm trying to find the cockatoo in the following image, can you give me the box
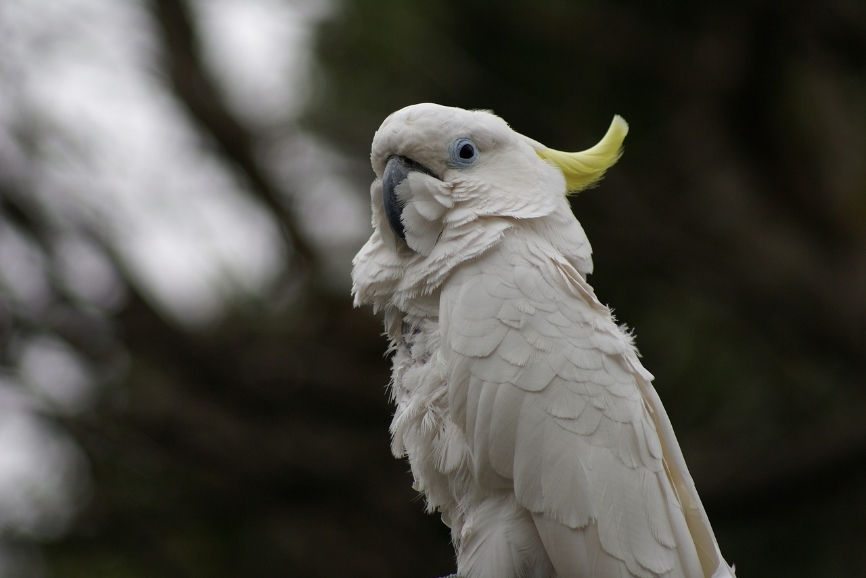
[352,103,735,578]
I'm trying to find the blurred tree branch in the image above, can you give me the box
[150,0,317,282]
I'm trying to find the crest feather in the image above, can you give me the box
[535,115,628,193]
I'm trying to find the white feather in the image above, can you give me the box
[352,103,736,578]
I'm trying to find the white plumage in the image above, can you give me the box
[352,103,735,578]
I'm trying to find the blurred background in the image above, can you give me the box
[0,0,864,576]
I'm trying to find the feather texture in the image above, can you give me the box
[352,103,735,578]
[440,237,708,578]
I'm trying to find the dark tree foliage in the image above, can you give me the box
[7,0,863,576]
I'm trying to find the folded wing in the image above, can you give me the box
[440,236,733,578]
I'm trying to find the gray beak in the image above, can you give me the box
[382,155,440,242]
[382,156,409,240]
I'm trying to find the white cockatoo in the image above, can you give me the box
[352,103,735,578]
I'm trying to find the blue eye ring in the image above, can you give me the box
[448,138,478,167]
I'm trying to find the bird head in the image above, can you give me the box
[369,103,627,255]
[354,103,627,311]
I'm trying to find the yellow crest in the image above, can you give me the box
[535,115,628,193]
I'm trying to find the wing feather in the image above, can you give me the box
[488,383,524,478]
[471,379,512,488]
[441,235,732,577]
[541,426,594,529]
[513,395,546,514]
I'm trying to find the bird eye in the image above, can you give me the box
[448,138,478,167]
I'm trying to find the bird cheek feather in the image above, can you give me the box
[383,169,453,256]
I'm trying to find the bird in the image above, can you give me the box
[352,103,736,578]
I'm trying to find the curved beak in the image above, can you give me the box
[381,155,439,241]
[382,156,410,240]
